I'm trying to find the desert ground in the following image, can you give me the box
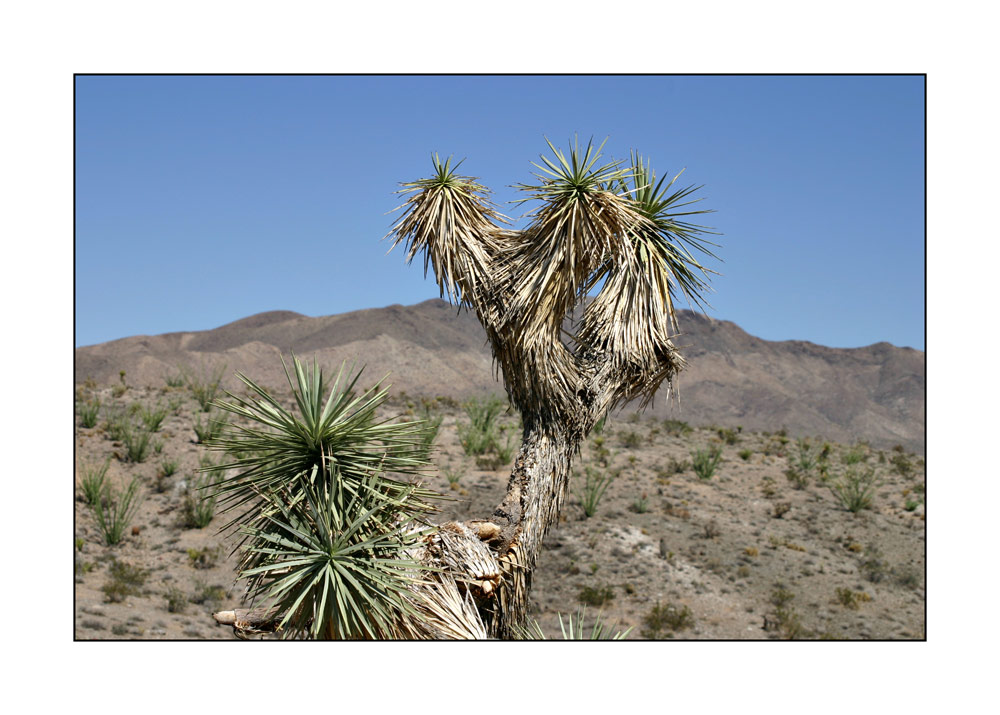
[74,375,925,640]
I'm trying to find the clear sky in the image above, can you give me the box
[75,75,924,350]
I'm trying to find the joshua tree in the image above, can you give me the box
[212,138,718,638]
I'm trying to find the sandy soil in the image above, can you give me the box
[74,381,925,640]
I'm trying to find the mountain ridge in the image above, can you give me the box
[75,299,924,452]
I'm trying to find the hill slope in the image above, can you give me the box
[75,299,924,451]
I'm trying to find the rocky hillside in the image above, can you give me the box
[75,299,924,452]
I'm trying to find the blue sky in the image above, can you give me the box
[75,75,924,350]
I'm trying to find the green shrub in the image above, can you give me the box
[630,493,650,513]
[92,477,142,545]
[578,585,615,607]
[829,467,880,513]
[165,586,187,613]
[716,427,739,445]
[121,423,153,463]
[784,467,808,490]
[578,466,612,518]
[79,457,111,506]
[78,398,102,428]
[641,601,694,638]
[691,446,723,480]
[140,402,169,432]
[102,559,147,602]
[185,363,226,412]
[663,419,691,436]
[442,464,465,490]
[181,473,218,529]
[620,430,642,448]
[193,411,229,444]
[738,449,752,461]
[458,395,505,456]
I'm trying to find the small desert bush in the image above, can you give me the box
[458,395,505,455]
[578,584,615,607]
[691,446,722,480]
[620,429,642,448]
[784,467,808,490]
[185,363,226,412]
[164,371,185,388]
[442,464,465,490]
[180,472,218,529]
[738,448,752,461]
[193,411,229,444]
[92,477,142,545]
[121,423,153,463]
[79,457,111,506]
[139,402,169,432]
[78,398,102,428]
[630,493,650,513]
[835,588,871,610]
[577,466,613,518]
[641,601,694,638]
[102,559,147,603]
[716,427,739,445]
[165,586,187,613]
[829,467,880,513]
[663,419,692,436]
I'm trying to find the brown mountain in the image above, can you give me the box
[75,299,925,452]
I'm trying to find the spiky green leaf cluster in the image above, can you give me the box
[204,356,443,639]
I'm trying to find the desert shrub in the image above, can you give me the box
[738,448,752,461]
[829,467,880,513]
[784,467,808,490]
[663,419,691,436]
[140,402,169,432]
[691,446,722,480]
[102,405,130,441]
[442,464,465,490]
[185,363,226,412]
[458,395,505,455]
[187,545,222,569]
[716,427,739,445]
[158,458,179,477]
[842,443,868,465]
[641,601,693,638]
[630,493,650,513]
[894,566,922,590]
[92,477,142,545]
[835,588,871,610]
[193,411,229,444]
[620,429,642,448]
[121,423,153,463]
[79,457,111,506]
[578,584,615,607]
[189,581,227,606]
[102,559,147,603]
[860,547,889,583]
[577,466,613,518]
[890,452,914,477]
[165,371,185,388]
[772,501,791,519]
[181,472,218,529]
[78,398,102,428]
[165,586,187,613]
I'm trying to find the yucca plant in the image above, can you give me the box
[516,607,632,640]
[218,137,719,639]
[92,476,142,546]
[121,423,153,463]
[78,398,101,428]
[193,410,229,444]
[203,356,443,639]
[691,446,723,480]
[79,457,111,506]
[578,465,613,518]
[186,363,227,412]
[829,466,880,513]
[140,402,169,432]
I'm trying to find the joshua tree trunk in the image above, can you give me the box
[215,141,717,638]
